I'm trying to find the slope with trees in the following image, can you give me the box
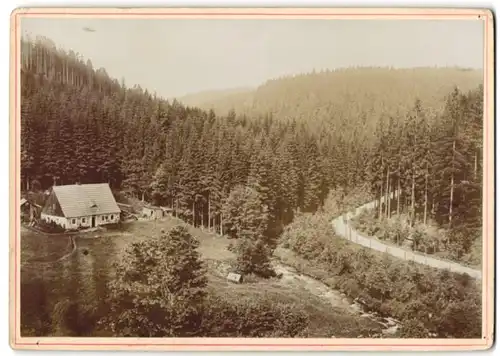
[20,35,484,339]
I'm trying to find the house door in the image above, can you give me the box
[91,216,96,227]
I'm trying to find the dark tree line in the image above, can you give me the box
[21,36,483,255]
[21,36,367,243]
[365,87,483,258]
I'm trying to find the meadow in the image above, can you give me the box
[20,217,382,338]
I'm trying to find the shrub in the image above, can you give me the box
[279,209,482,339]
[200,295,309,337]
[235,238,276,278]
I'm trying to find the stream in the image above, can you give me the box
[273,263,401,337]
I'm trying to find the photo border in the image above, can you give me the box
[9,7,495,351]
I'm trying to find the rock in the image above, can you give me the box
[226,272,243,284]
[385,317,397,326]
[382,325,399,335]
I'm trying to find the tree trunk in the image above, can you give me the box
[378,183,383,221]
[423,162,429,225]
[474,151,477,180]
[448,140,456,232]
[385,166,390,218]
[220,213,223,235]
[208,193,211,231]
[410,166,415,228]
[192,200,196,227]
[387,180,393,219]
[397,163,401,216]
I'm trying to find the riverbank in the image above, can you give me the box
[271,254,401,337]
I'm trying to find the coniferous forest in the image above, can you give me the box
[20,34,484,339]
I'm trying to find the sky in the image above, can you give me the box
[21,18,484,98]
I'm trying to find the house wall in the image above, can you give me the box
[41,213,69,229]
[142,207,164,219]
[42,212,121,230]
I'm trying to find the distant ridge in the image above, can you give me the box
[173,87,255,108]
[173,67,483,125]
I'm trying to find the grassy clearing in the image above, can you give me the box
[21,228,73,265]
[21,215,382,337]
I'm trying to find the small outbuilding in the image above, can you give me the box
[226,272,244,284]
[20,198,41,223]
[142,205,166,220]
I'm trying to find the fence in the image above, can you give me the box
[331,194,482,280]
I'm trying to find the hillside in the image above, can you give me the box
[174,87,254,109]
[176,67,482,130]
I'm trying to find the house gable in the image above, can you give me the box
[41,190,64,217]
[42,191,64,217]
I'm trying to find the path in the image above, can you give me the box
[23,236,78,267]
[331,195,482,280]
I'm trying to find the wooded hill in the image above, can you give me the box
[176,67,482,129]
[172,87,254,109]
[20,35,483,258]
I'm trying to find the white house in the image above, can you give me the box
[41,183,121,230]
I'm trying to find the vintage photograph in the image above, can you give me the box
[11,8,494,351]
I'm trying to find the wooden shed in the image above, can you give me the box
[142,205,165,220]
[21,198,41,224]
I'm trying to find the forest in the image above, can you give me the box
[21,35,483,260]
[20,35,483,338]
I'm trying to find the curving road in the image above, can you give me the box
[330,195,482,280]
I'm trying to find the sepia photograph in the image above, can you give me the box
[10,7,494,352]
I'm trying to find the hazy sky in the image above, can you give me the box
[21,18,484,98]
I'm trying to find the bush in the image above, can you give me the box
[200,295,309,337]
[235,238,276,278]
[279,210,482,339]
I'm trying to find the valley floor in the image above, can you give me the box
[20,216,388,338]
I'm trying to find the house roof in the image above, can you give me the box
[52,183,120,218]
[143,205,163,210]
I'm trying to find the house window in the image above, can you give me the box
[110,214,114,220]
[82,218,86,223]
[72,218,76,224]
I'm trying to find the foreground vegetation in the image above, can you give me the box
[21,216,381,338]
[278,188,482,339]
